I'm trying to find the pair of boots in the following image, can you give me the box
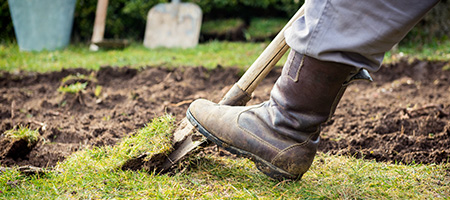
[187,50,371,180]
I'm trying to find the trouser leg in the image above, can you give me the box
[285,0,440,71]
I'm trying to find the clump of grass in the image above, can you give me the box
[442,63,450,71]
[94,85,102,97]
[3,126,40,146]
[60,73,97,85]
[60,114,175,172]
[58,82,88,94]
[58,73,98,94]
[114,114,174,163]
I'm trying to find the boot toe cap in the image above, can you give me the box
[188,99,218,121]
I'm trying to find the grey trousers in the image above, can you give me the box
[285,0,439,71]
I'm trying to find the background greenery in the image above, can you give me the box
[1,0,304,42]
[1,0,449,43]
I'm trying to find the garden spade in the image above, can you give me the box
[143,0,202,49]
[157,6,307,172]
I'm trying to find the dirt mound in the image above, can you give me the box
[320,59,450,164]
[0,66,241,167]
[1,59,449,167]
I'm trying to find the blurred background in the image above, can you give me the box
[1,0,448,45]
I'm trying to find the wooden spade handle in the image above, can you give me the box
[219,6,305,106]
[91,0,109,43]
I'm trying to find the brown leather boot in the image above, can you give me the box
[187,50,368,180]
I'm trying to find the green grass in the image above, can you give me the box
[384,39,450,63]
[3,126,40,146]
[0,41,271,73]
[1,39,449,73]
[94,85,103,97]
[0,116,448,199]
[201,18,246,34]
[245,18,288,40]
[114,115,174,164]
[58,74,98,94]
[60,74,97,85]
[58,82,88,94]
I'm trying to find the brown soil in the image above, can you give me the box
[1,59,449,168]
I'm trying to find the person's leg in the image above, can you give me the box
[285,0,439,71]
[187,0,439,180]
[188,52,358,180]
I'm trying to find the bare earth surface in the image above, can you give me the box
[1,59,449,167]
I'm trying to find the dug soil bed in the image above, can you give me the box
[1,59,449,168]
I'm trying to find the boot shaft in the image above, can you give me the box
[187,50,372,180]
[268,51,357,141]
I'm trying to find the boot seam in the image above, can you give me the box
[326,68,359,122]
[287,53,305,83]
[327,85,347,122]
[237,104,282,152]
[270,132,318,164]
[285,51,296,81]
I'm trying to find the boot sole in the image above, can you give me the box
[186,109,299,181]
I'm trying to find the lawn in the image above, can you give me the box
[0,41,269,72]
[1,116,448,199]
[2,39,449,72]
